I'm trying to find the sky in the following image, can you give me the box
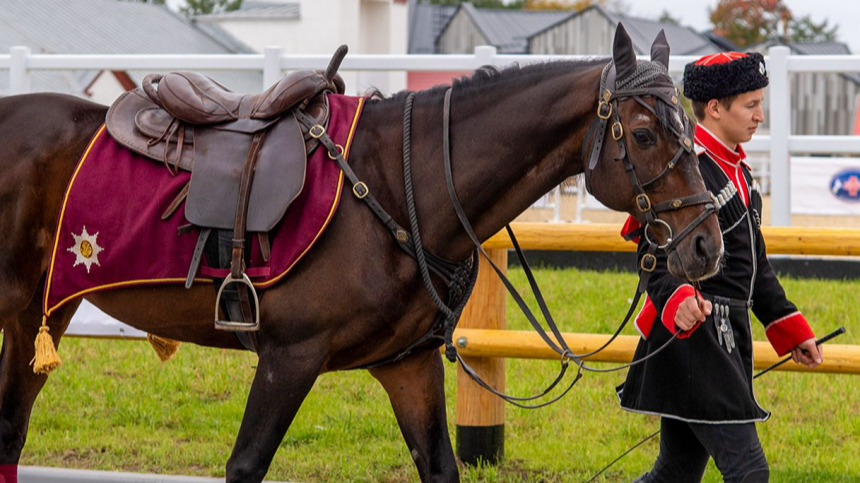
[624,0,860,53]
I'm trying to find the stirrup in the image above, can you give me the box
[214,272,260,331]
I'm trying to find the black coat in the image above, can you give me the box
[617,139,812,423]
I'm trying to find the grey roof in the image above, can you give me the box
[195,2,300,21]
[701,30,740,52]
[0,0,261,97]
[408,1,457,54]
[459,3,569,54]
[531,4,721,56]
[789,41,852,56]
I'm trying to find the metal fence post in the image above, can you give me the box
[9,46,31,95]
[263,46,283,90]
[769,46,791,226]
[456,248,506,465]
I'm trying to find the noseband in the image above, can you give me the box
[584,62,717,272]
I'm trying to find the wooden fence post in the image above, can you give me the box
[455,248,506,465]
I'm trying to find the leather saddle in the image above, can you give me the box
[105,45,349,332]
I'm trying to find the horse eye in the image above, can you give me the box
[633,129,655,145]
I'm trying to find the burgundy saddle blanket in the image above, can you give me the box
[43,94,365,316]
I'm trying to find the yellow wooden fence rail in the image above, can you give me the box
[455,223,860,464]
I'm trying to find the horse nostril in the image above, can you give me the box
[694,235,709,263]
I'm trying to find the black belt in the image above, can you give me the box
[708,295,749,309]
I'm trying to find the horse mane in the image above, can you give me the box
[365,57,610,105]
[363,57,680,191]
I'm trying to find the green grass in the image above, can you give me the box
[7,268,860,482]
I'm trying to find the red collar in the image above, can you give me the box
[694,124,750,206]
[693,125,748,168]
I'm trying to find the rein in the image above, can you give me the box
[434,82,690,407]
[295,59,717,405]
[431,61,716,405]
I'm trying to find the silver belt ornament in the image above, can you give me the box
[713,302,736,354]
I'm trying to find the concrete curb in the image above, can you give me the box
[19,466,292,483]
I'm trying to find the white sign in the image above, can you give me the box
[67,301,146,339]
[791,157,860,215]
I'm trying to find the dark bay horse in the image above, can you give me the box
[0,26,722,482]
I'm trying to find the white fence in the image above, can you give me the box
[3,45,860,226]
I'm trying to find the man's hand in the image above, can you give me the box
[791,338,823,369]
[675,295,712,331]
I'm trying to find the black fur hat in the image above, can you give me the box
[683,52,769,101]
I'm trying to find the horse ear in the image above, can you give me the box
[613,23,637,83]
[650,29,670,69]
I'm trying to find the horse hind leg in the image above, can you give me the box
[225,344,324,483]
[369,348,459,483]
[0,293,80,476]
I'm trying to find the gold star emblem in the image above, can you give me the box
[67,226,104,273]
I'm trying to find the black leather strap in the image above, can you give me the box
[185,228,211,288]
[293,107,460,284]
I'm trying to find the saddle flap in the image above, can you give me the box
[185,112,308,232]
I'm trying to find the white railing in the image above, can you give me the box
[4,45,860,225]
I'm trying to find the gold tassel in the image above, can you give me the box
[32,316,62,375]
[147,333,181,362]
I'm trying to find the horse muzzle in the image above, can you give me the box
[665,214,723,281]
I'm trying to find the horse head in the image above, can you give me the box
[585,24,723,281]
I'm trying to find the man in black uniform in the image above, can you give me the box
[617,52,824,483]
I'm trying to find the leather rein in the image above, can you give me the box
[439,60,717,406]
[294,61,717,406]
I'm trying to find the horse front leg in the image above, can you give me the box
[0,297,80,482]
[369,347,459,483]
[225,343,323,483]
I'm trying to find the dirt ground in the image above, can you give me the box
[518,194,860,228]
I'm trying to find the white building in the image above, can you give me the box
[194,0,409,95]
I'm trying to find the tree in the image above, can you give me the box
[524,0,581,10]
[428,0,524,7]
[524,0,627,12]
[120,0,166,4]
[789,15,839,43]
[709,0,791,48]
[179,0,243,16]
[658,9,680,25]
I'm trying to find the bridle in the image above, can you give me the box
[585,61,717,274]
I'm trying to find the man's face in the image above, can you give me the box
[715,88,765,147]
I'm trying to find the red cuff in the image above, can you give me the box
[765,312,814,356]
[620,216,642,243]
[661,284,700,339]
[634,296,657,339]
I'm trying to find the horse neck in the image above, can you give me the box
[353,62,604,262]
